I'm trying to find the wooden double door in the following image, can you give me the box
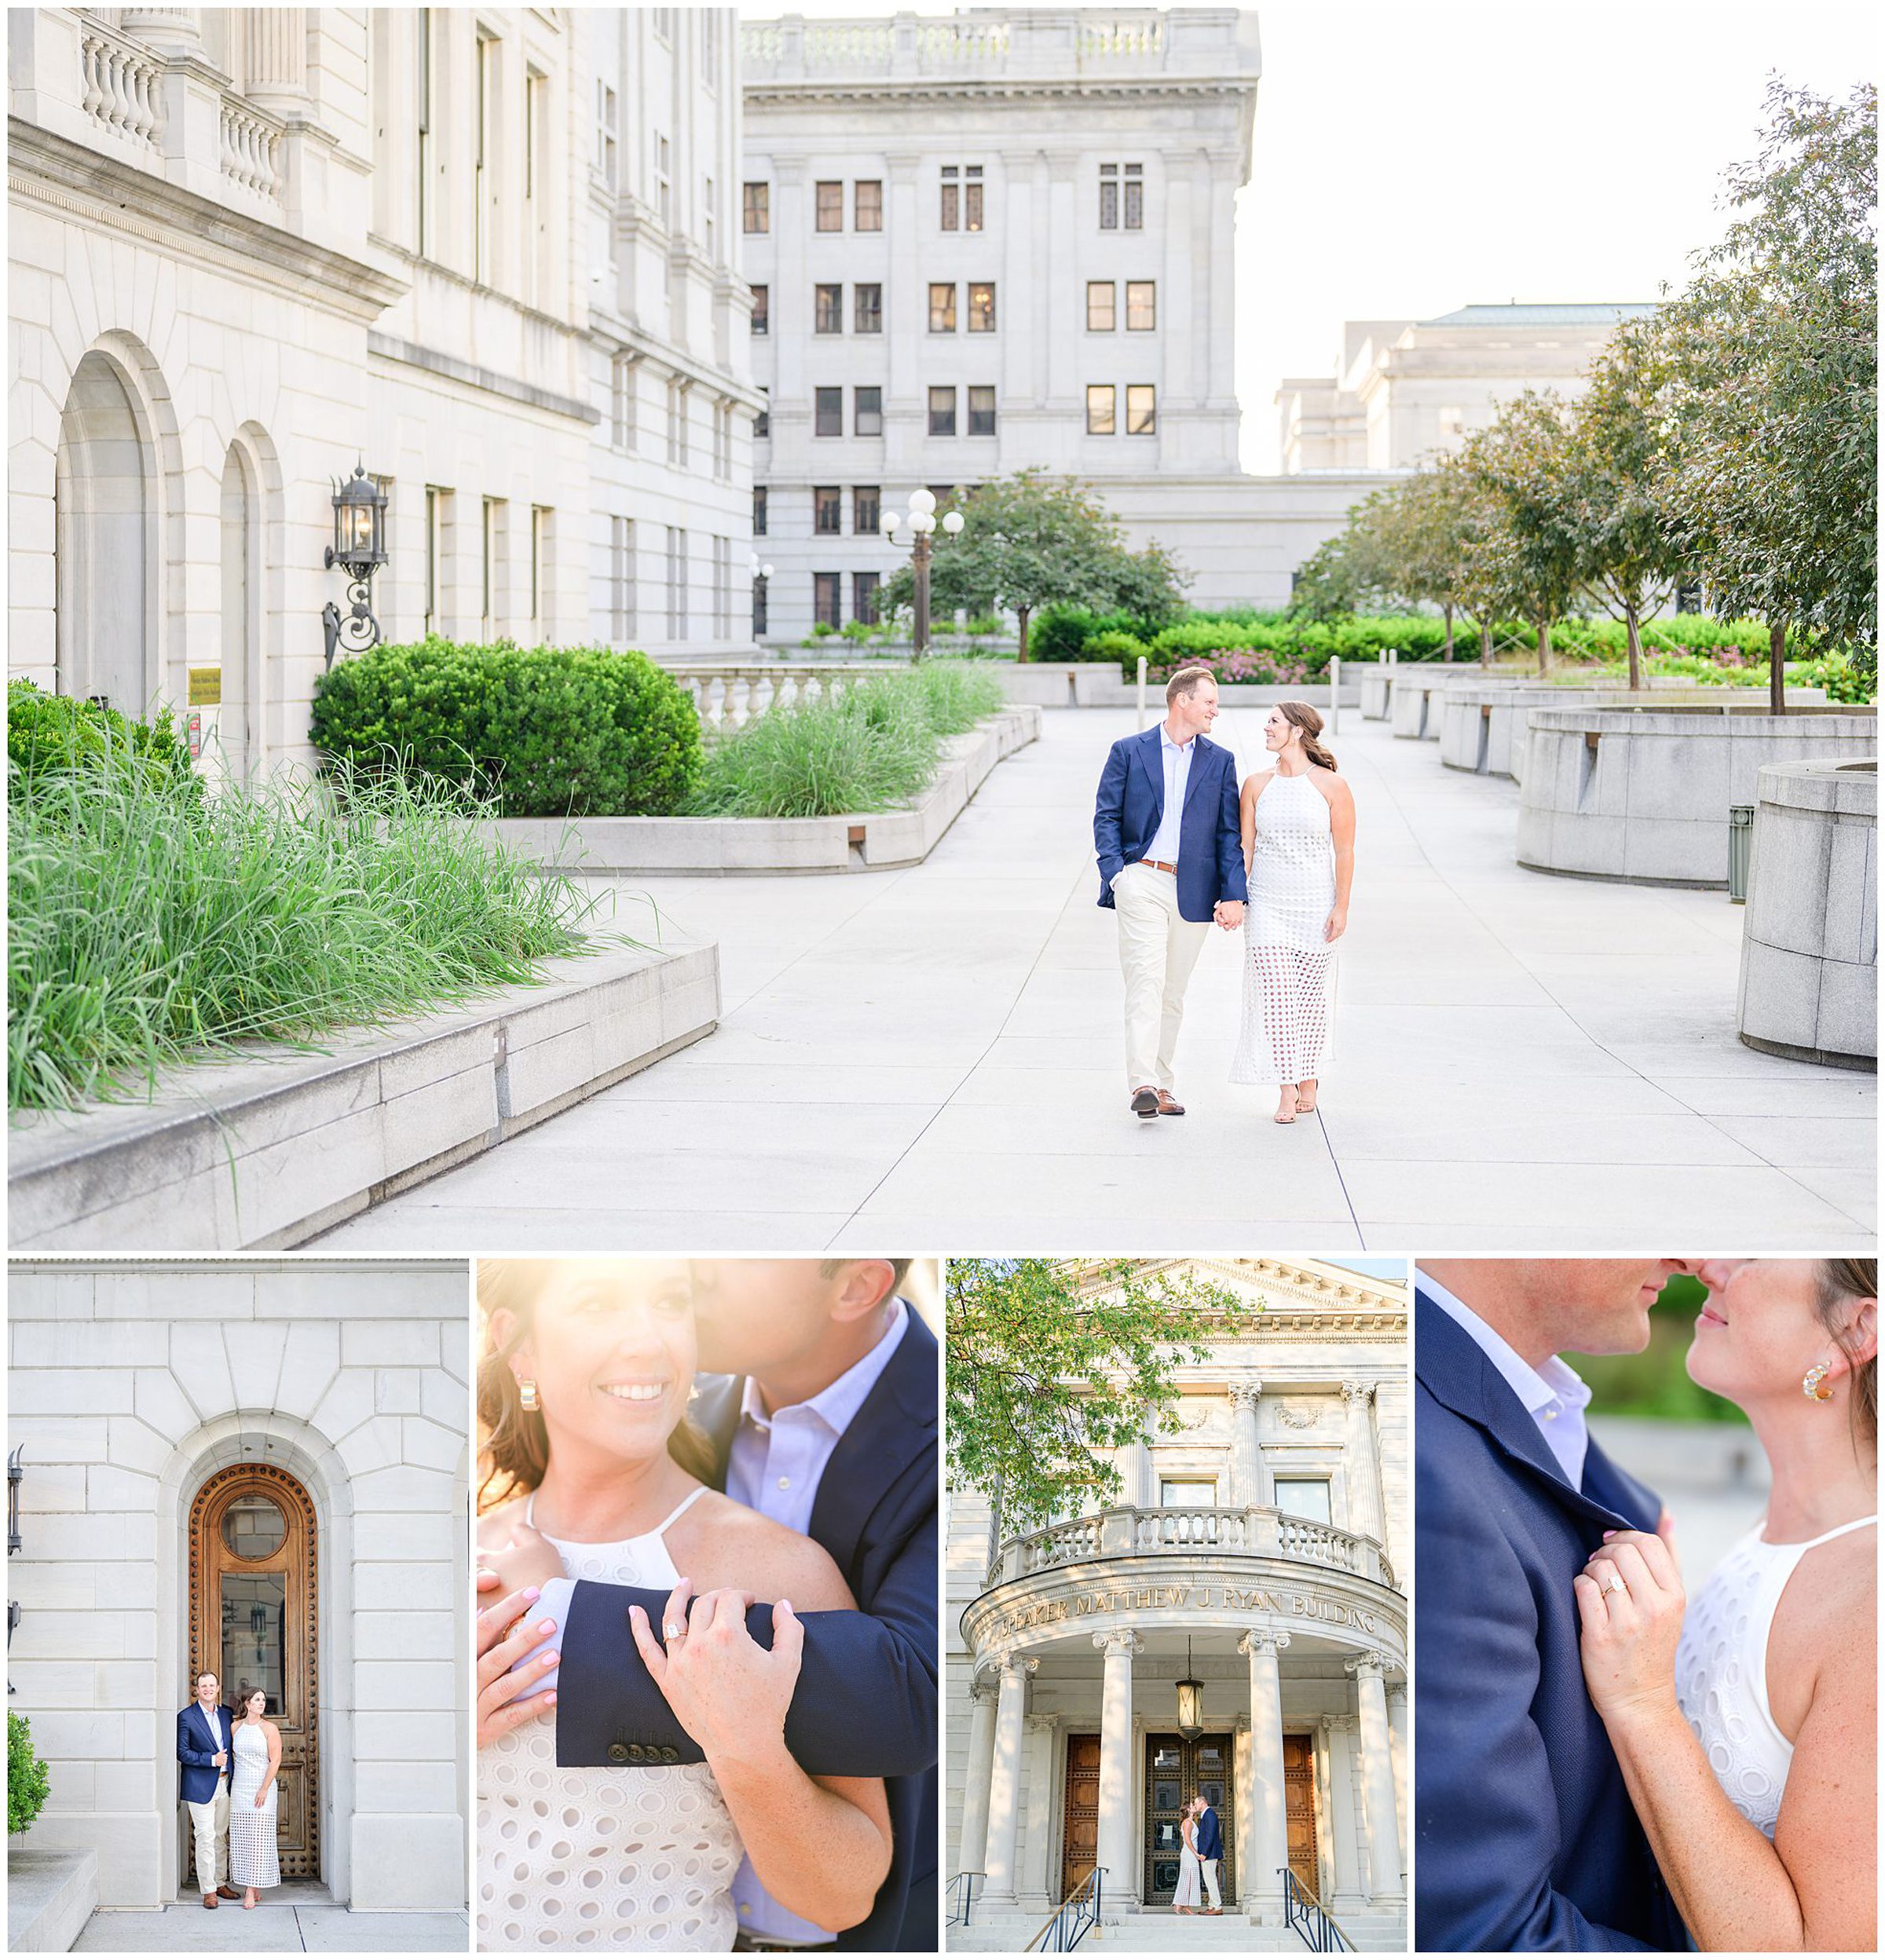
[187,1465,319,1881]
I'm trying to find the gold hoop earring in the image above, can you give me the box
[1803,1362,1835,1402]
[518,1378,540,1413]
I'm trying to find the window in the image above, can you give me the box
[853,571,880,625]
[928,386,957,436]
[814,486,843,535]
[524,68,547,305]
[939,163,983,230]
[1273,1478,1332,1525]
[753,487,768,536]
[814,387,843,438]
[1127,383,1157,435]
[855,180,882,231]
[743,182,769,233]
[423,486,445,634]
[656,133,670,225]
[854,386,882,437]
[814,283,844,334]
[967,282,996,332]
[815,181,843,231]
[529,505,550,631]
[474,31,496,286]
[964,163,983,231]
[813,572,842,630]
[750,283,768,335]
[667,378,689,468]
[1125,161,1143,229]
[854,485,880,533]
[701,11,717,89]
[755,389,770,440]
[927,484,958,510]
[939,165,959,232]
[1126,280,1156,331]
[854,283,882,334]
[1160,1479,1217,1508]
[653,8,673,42]
[595,79,617,188]
[714,400,733,482]
[610,353,636,451]
[1087,281,1116,332]
[967,386,997,437]
[1100,161,1143,230]
[1086,384,1116,435]
[928,283,957,333]
[609,515,635,639]
[481,497,504,634]
[666,526,687,638]
[1099,162,1118,230]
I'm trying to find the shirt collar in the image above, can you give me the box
[1161,723,1197,755]
[738,1298,910,1439]
[1418,1271,1590,1423]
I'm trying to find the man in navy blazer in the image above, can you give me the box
[1194,1797,1224,1914]
[1415,1260,1691,1951]
[176,1671,240,1907]
[1093,665,1246,1118]
[479,1260,937,1952]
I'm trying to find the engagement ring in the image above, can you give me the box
[664,1621,686,1640]
[1605,1571,1627,1597]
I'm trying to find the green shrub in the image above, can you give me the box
[9,1712,51,1837]
[1030,605,1161,662]
[1792,648,1876,704]
[9,750,590,1113]
[1089,630,1151,667]
[309,638,701,818]
[8,680,199,804]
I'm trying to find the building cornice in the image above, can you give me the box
[365,331,599,426]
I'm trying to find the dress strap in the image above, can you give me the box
[523,1491,536,1528]
[652,1485,712,1537]
[1798,1512,1877,1550]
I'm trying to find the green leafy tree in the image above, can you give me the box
[1464,395,1585,676]
[880,472,1188,660]
[9,1712,51,1836]
[1389,459,1483,660]
[1654,79,1876,711]
[1289,486,1408,620]
[946,1258,1255,1541]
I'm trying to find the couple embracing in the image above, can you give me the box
[1418,1258,1876,1952]
[474,1257,936,1953]
[1169,1792,1224,1918]
[1094,665,1356,1128]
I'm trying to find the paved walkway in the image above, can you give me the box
[323,708,1875,1252]
[73,1884,467,1951]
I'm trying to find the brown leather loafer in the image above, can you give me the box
[1131,1085,1158,1117]
[217,1886,240,1900]
[203,1895,218,1909]
[1157,1091,1185,1116]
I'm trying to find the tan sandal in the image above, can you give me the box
[1296,1080,1319,1114]
[1274,1087,1299,1125]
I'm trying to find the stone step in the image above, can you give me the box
[950,1904,1407,1954]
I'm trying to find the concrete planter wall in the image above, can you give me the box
[1738,760,1877,1070]
[1515,704,1877,887]
[7,1848,98,1953]
[1387,667,1529,739]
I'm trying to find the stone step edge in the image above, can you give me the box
[8,941,720,1251]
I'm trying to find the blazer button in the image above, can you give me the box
[606,1742,629,1764]
[628,1743,646,1764]
[660,1746,680,1764]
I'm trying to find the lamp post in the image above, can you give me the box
[9,1446,23,1694]
[749,553,774,645]
[322,460,389,671]
[880,488,964,657]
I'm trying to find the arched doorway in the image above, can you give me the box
[220,442,259,779]
[188,1465,320,1881]
[55,350,154,715]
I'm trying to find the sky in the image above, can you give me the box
[745,1,1876,470]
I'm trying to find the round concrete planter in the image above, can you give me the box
[1515,704,1878,886]
[1737,759,1877,1070]
[1387,667,1528,739]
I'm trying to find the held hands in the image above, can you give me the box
[629,1578,803,1767]
[1213,900,1244,931]
[1573,1523,1686,1727]
[212,1750,228,1768]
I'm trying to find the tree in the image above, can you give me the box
[1654,79,1877,711]
[1289,485,1408,620]
[878,472,1188,660]
[946,1258,1254,1541]
[1389,459,1483,660]
[1464,395,1584,676]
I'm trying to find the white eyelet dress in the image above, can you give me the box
[1674,1512,1876,1838]
[228,1723,279,1889]
[1230,770,1338,1086]
[477,1486,743,1951]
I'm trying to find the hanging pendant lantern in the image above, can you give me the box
[1176,1636,1204,1741]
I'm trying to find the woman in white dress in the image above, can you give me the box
[1230,701,1356,1125]
[229,1688,280,1908]
[1576,1257,1876,1951]
[1172,1797,1204,1915]
[472,1259,891,1952]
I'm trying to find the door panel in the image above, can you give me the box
[1142,1732,1235,1906]
[1060,1733,1100,1903]
[1283,1732,1319,1899]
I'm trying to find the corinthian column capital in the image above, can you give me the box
[1238,1628,1290,1659]
[1228,1377,1263,1413]
[1093,1629,1143,1659]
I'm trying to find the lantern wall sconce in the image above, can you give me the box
[7,1446,22,1556]
[322,461,389,670]
[1175,1636,1204,1741]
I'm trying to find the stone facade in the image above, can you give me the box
[5,1259,470,1913]
[947,1258,1408,1948]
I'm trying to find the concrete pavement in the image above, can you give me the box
[320,708,1875,1252]
[71,1884,468,1951]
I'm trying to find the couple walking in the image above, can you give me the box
[1093,666,1356,1126]
[1169,1794,1225,1918]
[176,1671,280,1909]
[1418,1257,1876,1951]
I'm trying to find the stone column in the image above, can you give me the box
[982,1656,1038,1906]
[1322,1717,1365,1914]
[242,9,310,116]
[121,8,203,53]
[1022,1713,1060,1912]
[1386,1677,1409,1852]
[1341,1381,1385,1546]
[1228,1378,1263,1506]
[1093,1630,1140,1921]
[957,1673,998,1877]
[1239,1629,1289,1924]
[1346,1654,1404,1900]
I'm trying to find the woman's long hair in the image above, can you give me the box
[477,1260,719,1512]
[1817,1257,1878,1450]
[1279,700,1338,772]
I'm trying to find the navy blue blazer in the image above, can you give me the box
[555,1309,939,1952]
[176,1702,232,1807]
[1415,1295,1688,1951]
[1195,1804,1223,1863]
[1093,726,1246,923]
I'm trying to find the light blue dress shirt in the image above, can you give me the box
[1420,1271,1592,1490]
[1144,725,1196,866]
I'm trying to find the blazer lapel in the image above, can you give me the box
[1134,728,1166,820]
[196,1705,218,1755]
[807,1310,938,1575]
[1180,733,1213,818]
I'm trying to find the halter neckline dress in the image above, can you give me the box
[1231,769,1338,1087]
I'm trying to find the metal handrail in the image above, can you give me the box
[946,1871,981,1928]
[1280,1866,1353,1951]
[1026,1866,1102,1953]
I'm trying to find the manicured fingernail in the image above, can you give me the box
[544,1692,556,1707]
[779,1599,792,1614]
[629,1603,644,1622]
[1601,1530,1615,1540]
[523,1586,540,1601]
[540,1651,559,1668]
[537,1620,556,1636]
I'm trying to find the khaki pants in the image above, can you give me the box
[1200,1858,1222,1911]
[188,1782,229,1892]
[1113,861,1211,1093]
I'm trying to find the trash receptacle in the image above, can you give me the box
[1727,803,1755,903]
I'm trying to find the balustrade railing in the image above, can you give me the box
[1136,1506,1250,1553]
[80,24,164,149]
[1282,1866,1353,1951]
[661,661,903,740]
[986,1505,1392,1588]
[219,98,283,199]
[946,1871,980,1929]
[1026,1867,1100,1953]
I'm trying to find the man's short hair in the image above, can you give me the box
[196,1672,218,1688]
[1166,664,1216,707]
[820,1257,913,1294]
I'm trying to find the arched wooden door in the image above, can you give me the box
[188,1465,318,1881]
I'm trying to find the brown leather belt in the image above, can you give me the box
[1139,859,1178,875]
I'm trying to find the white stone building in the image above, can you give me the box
[946,1258,1407,1951]
[5,1258,469,1917]
[7,5,757,774]
[1276,302,1658,475]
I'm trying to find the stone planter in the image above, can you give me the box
[1515,704,1877,887]
[1387,667,1524,740]
[991,665,1362,712]
[1738,760,1876,1070]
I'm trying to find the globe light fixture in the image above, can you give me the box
[322,460,389,670]
[882,490,964,658]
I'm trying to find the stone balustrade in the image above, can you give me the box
[79,22,166,150]
[987,1504,1393,1589]
[659,660,906,737]
[218,97,284,201]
